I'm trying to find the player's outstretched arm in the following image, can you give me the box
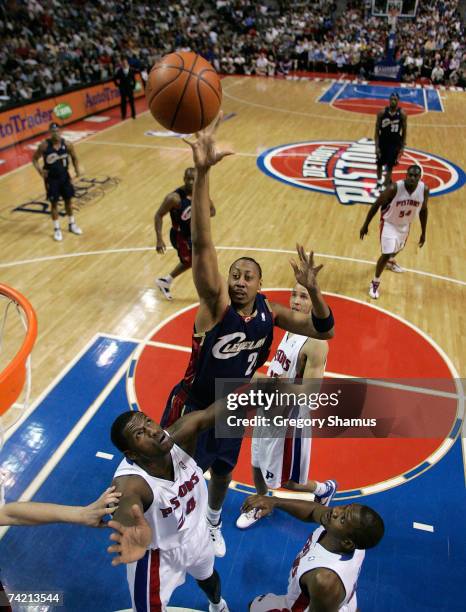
[270,246,334,340]
[242,494,328,524]
[0,486,121,527]
[108,504,152,566]
[154,192,181,254]
[183,114,233,328]
[419,185,429,247]
[360,183,396,239]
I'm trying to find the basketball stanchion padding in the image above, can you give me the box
[0,283,38,416]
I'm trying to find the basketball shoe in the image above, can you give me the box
[209,598,229,612]
[206,517,226,557]
[53,228,63,242]
[314,480,338,506]
[68,223,82,235]
[386,260,404,273]
[369,280,380,299]
[236,507,261,529]
[155,277,173,300]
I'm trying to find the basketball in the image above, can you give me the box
[146,51,222,134]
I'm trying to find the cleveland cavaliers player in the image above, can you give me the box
[154,167,216,300]
[109,407,230,612]
[161,114,334,557]
[243,495,384,611]
[237,283,336,529]
[360,165,429,298]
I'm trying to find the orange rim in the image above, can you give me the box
[0,283,38,413]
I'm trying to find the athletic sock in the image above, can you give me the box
[313,481,328,496]
[68,215,75,225]
[373,276,381,283]
[208,599,224,611]
[206,505,222,526]
[163,274,173,285]
[53,220,60,230]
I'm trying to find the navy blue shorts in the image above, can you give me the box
[46,176,75,203]
[170,228,192,267]
[161,382,243,475]
[377,145,401,168]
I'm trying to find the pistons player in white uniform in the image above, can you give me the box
[236,283,337,529]
[360,165,429,299]
[242,495,384,611]
[107,406,230,612]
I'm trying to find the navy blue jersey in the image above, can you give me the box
[379,107,403,148]
[169,187,191,239]
[43,138,71,180]
[181,293,274,408]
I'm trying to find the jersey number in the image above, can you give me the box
[391,123,399,133]
[245,352,259,376]
[399,210,412,218]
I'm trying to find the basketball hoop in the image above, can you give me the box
[0,283,37,420]
[387,0,402,30]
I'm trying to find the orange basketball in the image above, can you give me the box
[146,52,222,134]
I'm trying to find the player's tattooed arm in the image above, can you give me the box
[360,183,397,239]
[419,185,429,247]
[111,475,153,525]
[67,142,81,177]
[32,141,48,178]
[301,569,345,612]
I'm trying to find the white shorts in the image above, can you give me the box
[380,220,409,255]
[250,591,357,611]
[127,526,214,611]
[251,413,312,490]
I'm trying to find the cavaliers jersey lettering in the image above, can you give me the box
[267,332,308,379]
[170,187,192,239]
[379,107,403,147]
[113,444,208,551]
[43,138,70,180]
[182,293,274,407]
[289,526,365,609]
[381,180,425,229]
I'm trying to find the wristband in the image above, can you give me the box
[311,307,334,333]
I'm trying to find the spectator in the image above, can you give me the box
[431,63,445,83]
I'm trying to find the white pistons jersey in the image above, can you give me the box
[251,526,364,611]
[252,332,311,489]
[114,443,208,551]
[381,180,425,230]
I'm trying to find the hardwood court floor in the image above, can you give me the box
[0,75,465,417]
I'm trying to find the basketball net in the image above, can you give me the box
[387,1,402,31]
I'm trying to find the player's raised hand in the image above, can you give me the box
[79,486,121,527]
[183,112,234,170]
[242,494,275,518]
[290,245,323,292]
[107,504,152,565]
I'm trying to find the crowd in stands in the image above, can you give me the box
[0,0,465,109]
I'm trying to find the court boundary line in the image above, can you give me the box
[0,245,464,287]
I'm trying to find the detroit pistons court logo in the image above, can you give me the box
[257,139,466,205]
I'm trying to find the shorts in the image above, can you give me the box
[46,176,75,203]
[170,228,192,266]
[377,144,401,168]
[161,382,243,475]
[380,220,409,255]
[251,420,312,489]
[127,524,214,611]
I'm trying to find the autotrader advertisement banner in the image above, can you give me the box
[0,76,144,149]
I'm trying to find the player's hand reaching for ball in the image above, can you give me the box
[107,504,152,565]
[290,245,323,292]
[79,486,121,527]
[183,112,234,170]
[242,495,275,518]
